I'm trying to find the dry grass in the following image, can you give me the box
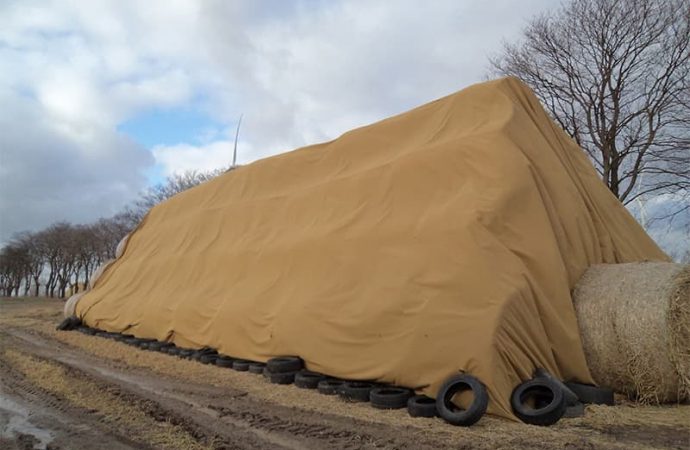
[4,297,689,449]
[3,348,212,450]
[50,323,690,450]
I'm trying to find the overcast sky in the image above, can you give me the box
[1,0,686,258]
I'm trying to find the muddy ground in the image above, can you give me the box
[0,297,688,450]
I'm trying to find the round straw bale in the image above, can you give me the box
[64,292,84,318]
[89,259,115,289]
[572,262,689,404]
[115,233,130,259]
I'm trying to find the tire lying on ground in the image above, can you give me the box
[193,347,217,361]
[436,374,488,426]
[56,315,81,331]
[216,356,235,368]
[200,354,219,364]
[97,331,119,340]
[407,395,438,418]
[564,382,614,405]
[563,402,586,418]
[269,371,297,385]
[159,343,175,353]
[147,342,166,351]
[340,382,376,402]
[138,339,156,349]
[370,387,412,409]
[534,368,578,406]
[511,377,566,426]
[295,371,325,389]
[267,356,303,373]
[232,360,252,371]
[179,349,194,359]
[248,362,266,374]
[317,379,345,395]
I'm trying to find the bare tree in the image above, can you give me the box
[0,168,229,297]
[490,0,690,207]
[124,169,226,225]
[12,231,45,296]
[0,242,33,296]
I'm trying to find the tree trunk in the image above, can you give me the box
[32,276,40,296]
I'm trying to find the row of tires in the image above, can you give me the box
[60,318,613,426]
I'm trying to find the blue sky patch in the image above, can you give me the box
[117,107,226,149]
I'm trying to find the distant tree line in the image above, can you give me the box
[0,169,225,298]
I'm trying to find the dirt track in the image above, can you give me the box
[1,298,689,449]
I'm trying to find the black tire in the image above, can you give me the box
[115,334,133,342]
[564,382,614,406]
[370,387,413,409]
[511,378,566,426]
[563,402,585,418]
[200,354,219,365]
[436,374,489,426]
[159,344,175,353]
[269,371,297,385]
[248,363,266,374]
[295,371,325,389]
[138,339,156,349]
[178,349,194,359]
[232,360,252,371]
[267,356,303,373]
[148,342,166,351]
[317,379,345,395]
[167,347,181,356]
[56,316,82,331]
[407,395,438,418]
[193,347,218,360]
[262,367,271,379]
[534,368,579,406]
[216,356,235,368]
[340,382,376,402]
[123,337,139,345]
[56,318,70,331]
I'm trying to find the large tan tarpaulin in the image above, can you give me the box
[76,77,668,419]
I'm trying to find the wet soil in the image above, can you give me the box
[1,297,688,449]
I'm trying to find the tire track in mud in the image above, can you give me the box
[1,329,450,450]
[0,357,145,450]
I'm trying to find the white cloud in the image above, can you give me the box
[152,140,250,176]
[0,87,153,240]
[1,0,686,259]
[11,0,686,263]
